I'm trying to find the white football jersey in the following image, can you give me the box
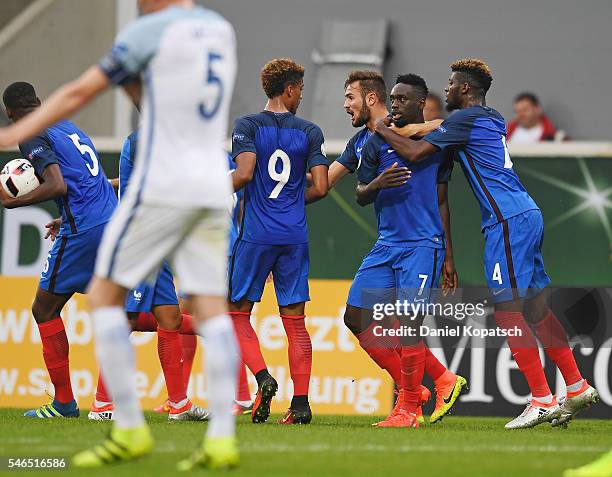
[100,5,236,209]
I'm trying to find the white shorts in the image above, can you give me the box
[95,200,229,297]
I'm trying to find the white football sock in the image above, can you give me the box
[197,314,238,439]
[534,393,553,405]
[567,379,586,393]
[92,306,145,429]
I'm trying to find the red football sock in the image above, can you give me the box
[400,341,426,413]
[356,321,402,386]
[495,311,551,398]
[133,312,157,332]
[180,334,197,388]
[157,327,187,403]
[424,347,447,381]
[281,315,312,396]
[534,310,583,386]
[179,313,195,335]
[236,363,251,402]
[38,317,73,404]
[230,312,267,375]
[95,372,112,403]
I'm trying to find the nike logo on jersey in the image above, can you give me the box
[388,149,395,154]
[492,288,507,296]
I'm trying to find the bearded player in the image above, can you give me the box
[330,71,467,424]
[376,58,598,429]
[230,58,328,425]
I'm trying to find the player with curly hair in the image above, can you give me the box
[229,58,329,425]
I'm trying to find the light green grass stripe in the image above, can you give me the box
[328,189,377,239]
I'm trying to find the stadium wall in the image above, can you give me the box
[199,0,612,141]
[0,151,610,417]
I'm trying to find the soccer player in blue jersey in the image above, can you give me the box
[230,58,328,425]
[376,58,598,429]
[350,74,463,428]
[0,82,117,419]
[330,71,465,424]
[89,130,209,422]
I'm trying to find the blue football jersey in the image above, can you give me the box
[227,153,243,254]
[19,120,117,236]
[336,127,372,172]
[118,130,139,198]
[424,106,538,229]
[358,134,451,248]
[231,111,328,245]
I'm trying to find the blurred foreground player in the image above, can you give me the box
[354,74,463,428]
[0,82,117,419]
[330,71,465,424]
[376,58,598,429]
[0,0,240,469]
[230,58,328,424]
[565,450,612,477]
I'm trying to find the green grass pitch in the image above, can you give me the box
[1,409,610,477]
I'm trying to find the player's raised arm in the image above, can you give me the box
[0,67,109,148]
[327,161,351,190]
[375,117,439,163]
[391,119,443,138]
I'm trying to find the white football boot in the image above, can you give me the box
[505,398,560,429]
[552,381,599,428]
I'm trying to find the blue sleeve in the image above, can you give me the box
[424,111,473,150]
[118,136,134,198]
[306,125,328,170]
[336,136,359,173]
[99,17,160,85]
[357,138,380,184]
[19,133,59,178]
[437,154,454,183]
[231,117,257,159]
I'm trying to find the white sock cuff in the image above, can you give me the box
[92,306,129,335]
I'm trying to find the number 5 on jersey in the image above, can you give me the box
[68,133,99,176]
[268,149,291,199]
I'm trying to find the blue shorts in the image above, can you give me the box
[125,262,178,312]
[347,243,445,309]
[229,241,309,306]
[39,223,106,295]
[483,209,551,302]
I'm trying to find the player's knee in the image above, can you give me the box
[154,306,182,331]
[343,307,364,335]
[31,300,54,323]
[88,277,126,310]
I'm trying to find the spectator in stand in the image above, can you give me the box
[424,92,445,121]
[507,92,566,144]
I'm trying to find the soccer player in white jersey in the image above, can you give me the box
[0,0,240,470]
